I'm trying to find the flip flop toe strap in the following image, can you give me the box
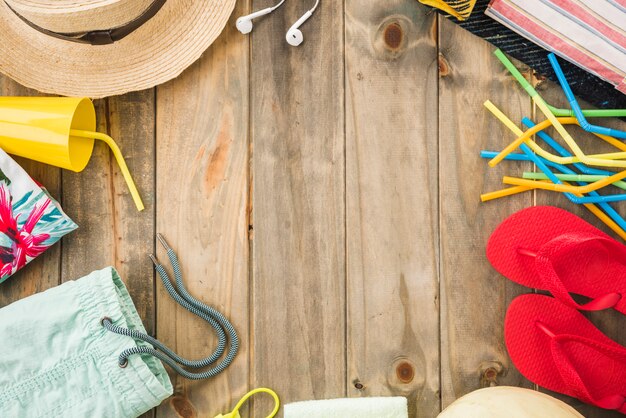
[536,321,626,410]
[535,232,625,311]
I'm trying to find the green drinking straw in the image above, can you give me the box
[494,49,626,118]
[522,172,626,190]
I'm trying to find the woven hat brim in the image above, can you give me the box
[0,0,236,98]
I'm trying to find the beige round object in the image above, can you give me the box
[0,0,236,97]
[438,387,585,418]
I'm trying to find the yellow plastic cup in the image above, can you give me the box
[0,97,95,171]
[0,97,143,211]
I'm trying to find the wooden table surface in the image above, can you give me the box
[2,1,626,417]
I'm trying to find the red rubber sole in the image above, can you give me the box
[487,206,626,313]
[506,294,626,413]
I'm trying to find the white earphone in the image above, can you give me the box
[286,0,320,46]
[236,0,285,34]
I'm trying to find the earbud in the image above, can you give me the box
[286,10,312,46]
[236,7,274,34]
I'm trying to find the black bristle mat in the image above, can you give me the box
[439,0,626,110]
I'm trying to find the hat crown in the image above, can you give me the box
[6,0,155,33]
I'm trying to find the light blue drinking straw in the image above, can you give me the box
[548,53,626,139]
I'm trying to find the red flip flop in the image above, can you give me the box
[506,294,626,413]
[487,206,626,313]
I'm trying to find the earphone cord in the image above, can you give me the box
[310,0,320,12]
[270,0,286,11]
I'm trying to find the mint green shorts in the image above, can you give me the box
[0,267,173,417]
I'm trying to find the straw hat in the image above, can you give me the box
[0,0,236,98]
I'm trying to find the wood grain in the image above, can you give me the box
[154,2,250,416]
[0,77,61,309]
[4,4,626,417]
[438,17,534,408]
[61,91,157,418]
[533,79,626,418]
[250,0,345,414]
[344,2,439,416]
[61,91,156,329]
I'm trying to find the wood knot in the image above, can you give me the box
[374,17,410,59]
[170,395,196,418]
[388,357,422,392]
[353,379,365,390]
[396,361,415,383]
[479,361,504,387]
[384,23,403,50]
[438,53,450,77]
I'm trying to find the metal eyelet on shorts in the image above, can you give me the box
[100,316,112,327]
[118,358,128,368]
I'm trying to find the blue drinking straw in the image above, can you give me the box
[548,53,626,139]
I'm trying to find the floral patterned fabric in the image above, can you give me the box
[0,149,77,284]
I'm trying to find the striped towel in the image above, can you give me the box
[486,0,626,94]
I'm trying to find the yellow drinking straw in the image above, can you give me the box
[71,129,144,211]
[485,102,626,167]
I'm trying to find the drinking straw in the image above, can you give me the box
[70,129,144,211]
[548,53,626,139]
[492,115,626,207]
[579,198,626,241]
[481,185,534,201]
[482,111,626,204]
[498,50,626,170]
[481,151,622,188]
[480,151,626,237]
[480,112,626,230]
[517,141,626,203]
[494,49,626,118]
[503,174,626,193]
[521,117,614,176]
[485,102,626,167]
[522,173,626,190]
[481,180,626,239]
[520,123,626,234]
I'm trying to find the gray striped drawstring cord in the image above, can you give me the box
[100,234,239,380]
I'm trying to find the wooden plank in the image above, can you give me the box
[61,90,156,418]
[533,79,626,418]
[0,78,61,308]
[154,4,250,416]
[250,0,346,413]
[438,17,534,408]
[344,2,439,416]
[61,91,156,329]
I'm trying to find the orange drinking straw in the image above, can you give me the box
[580,196,626,241]
[485,102,626,167]
[480,185,533,202]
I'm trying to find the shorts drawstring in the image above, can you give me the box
[101,234,238,380]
